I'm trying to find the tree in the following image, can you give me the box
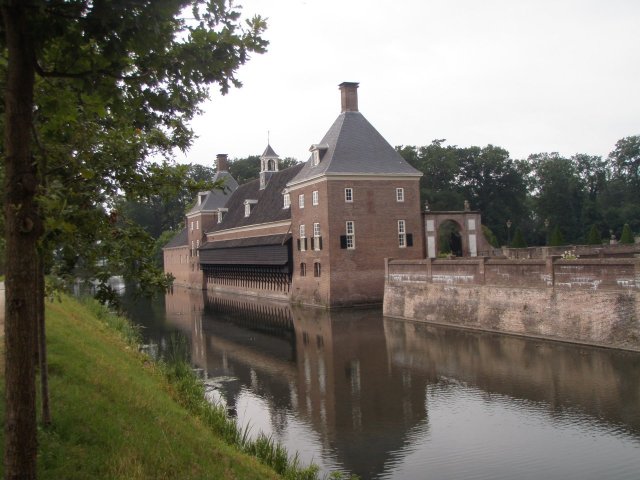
[586,225,603,245]
[1,2,267,477]
[457,144,529,245]
[619,223,635,244]
[118,163,217,238]
[549,225,565,247]
[526,153,586,244]
[398,140,465,211]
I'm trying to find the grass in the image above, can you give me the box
[0,294,356,479]
[0,295,281,479]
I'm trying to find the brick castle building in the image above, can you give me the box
[164,82,424,307]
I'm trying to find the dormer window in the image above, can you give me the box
[309,144,329,166]
[283,193,291,209]
[198,191,208,205]
[244,200,257,217]
[217,208,228,224]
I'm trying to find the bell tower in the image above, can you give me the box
[260,143,279,190]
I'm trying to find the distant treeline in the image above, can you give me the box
[397,136,639,246]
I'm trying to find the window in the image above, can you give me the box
[196,239,200,256]
[398,220,406,248]
[299,224,306,251]
[196,220,199,230]
[190,221,194,231]
[341,221,355,249]
[218,211,223,223]
[244,203,251,217]
[283,193,291,209]
[314,262,321,277]
[191,240,195,256]
[299,193,305,208]
[313,223,322,250]
[312,150,320,166]
[312,190,319,206]
[300,263,307,277]
[396,188,404,202]
[345,188,353,202]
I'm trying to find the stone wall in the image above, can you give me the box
[384,257,640,351]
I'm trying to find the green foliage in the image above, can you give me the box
[0,1,268,304]
[397,140,528,245]
[586,225,603,245]
[549,225,565,247]
[482,224,499,248]
[511,227,527,248]
[620,223,635,244]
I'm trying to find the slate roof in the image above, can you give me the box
[163,227,188,248]
[187,171,239,215]
[262,144,279,158]
[289,111,422,186]
[200,234,290,250]
[207,163,304,233]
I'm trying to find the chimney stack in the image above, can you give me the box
[216,153,229,172]
[339,82,359,113]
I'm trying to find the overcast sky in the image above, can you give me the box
[178,0,640,167]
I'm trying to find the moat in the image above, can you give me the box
[121,287,640,480]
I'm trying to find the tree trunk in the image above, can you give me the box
[2,3,41,479]
[36,252,51,426]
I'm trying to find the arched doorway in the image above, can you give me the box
[424,210,490,258]
[438,220,463,257]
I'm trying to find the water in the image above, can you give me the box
[121,286,640,480]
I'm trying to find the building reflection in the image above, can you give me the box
[162,287,640,478]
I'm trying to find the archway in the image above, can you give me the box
[438,220,463,257]
[424,210,491,258]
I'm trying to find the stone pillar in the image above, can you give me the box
[546,255,560,287]
[478,257,487,285]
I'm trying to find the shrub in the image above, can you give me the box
[586,225,602,245]
[549,225,565,246]
[511,228,527,248]
[620,223,634,244]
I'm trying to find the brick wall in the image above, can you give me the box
[163,245,203,288]
[384,257,640,350]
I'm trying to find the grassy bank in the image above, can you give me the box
[0,295,289,479]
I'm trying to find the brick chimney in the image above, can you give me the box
[339,82,359,113]
[216,153,229,172]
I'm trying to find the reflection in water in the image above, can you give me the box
[123,287,640,480]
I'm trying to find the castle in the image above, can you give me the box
[164,82,425,307]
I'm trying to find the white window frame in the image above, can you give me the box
[244,203,251,217]
[196,220,199,230]
[346,221,355,249]
[313,222,321,238]
[283,193,291,209]
[299,193,305,209]
[312,190,319,206]
[398,219,406,248]
[396,188,405,202]
[196,239,200,256]
[300,224,306,251]
[218,211,223,223]
[345,188,353,203]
